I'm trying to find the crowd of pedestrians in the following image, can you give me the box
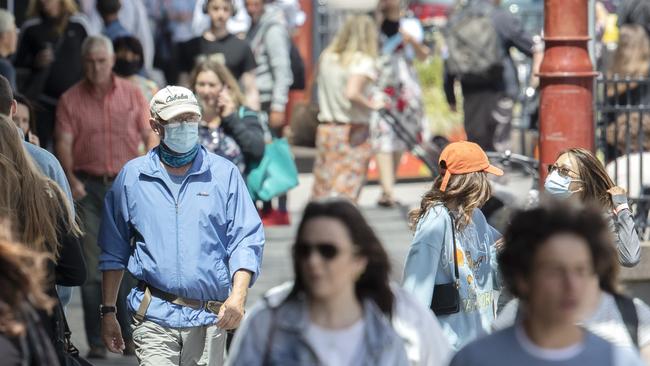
[0,0,649,365]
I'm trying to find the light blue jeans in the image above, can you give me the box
[57,285,73,307]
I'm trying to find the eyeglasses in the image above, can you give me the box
[294,242,340,261]
[547,164,579,179]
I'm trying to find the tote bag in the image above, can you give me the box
[247,138,299,201]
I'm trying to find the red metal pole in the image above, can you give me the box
[538,0,598,183]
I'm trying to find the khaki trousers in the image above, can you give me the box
[132,318,226,366]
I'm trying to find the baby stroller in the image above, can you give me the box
[377,108,447,177]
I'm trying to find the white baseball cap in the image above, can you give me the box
[150,86,201,121]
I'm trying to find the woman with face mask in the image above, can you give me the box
[112,36,159,102]
[544,148,641,267]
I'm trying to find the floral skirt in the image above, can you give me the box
[311,123,372,202]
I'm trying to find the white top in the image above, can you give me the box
[305,318,365,366]
[390,285,452,366]
[515,323,585,361]
[494,292,650,350]
[317,52,378,124]
[584,292,650,349]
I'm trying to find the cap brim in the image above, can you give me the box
[484,164,504,176]
[157,104,201,121]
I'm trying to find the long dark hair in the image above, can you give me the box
[288,199,395,316]
[560,148,616,210]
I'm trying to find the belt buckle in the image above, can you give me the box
[205,301,223,315]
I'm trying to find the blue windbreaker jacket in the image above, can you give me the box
[98,146,265,328]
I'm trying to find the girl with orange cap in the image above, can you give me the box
[402,141,503,351]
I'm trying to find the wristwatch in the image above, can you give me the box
[99,304,116,317]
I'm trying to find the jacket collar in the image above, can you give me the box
[138,145,211,179]
[272,294,395,356]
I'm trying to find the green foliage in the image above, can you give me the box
[415,56,464,137]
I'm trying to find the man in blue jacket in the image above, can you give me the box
[98,85,265,365]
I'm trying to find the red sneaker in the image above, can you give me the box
[272,210,291,226]
[260,209,275,226]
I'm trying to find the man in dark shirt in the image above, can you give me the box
[444,0,542,152]
[179,0,259,110]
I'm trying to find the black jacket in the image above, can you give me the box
[221,106,266,170]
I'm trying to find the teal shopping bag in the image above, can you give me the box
[247,138,299,201]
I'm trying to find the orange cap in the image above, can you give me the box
[438,141,504,192]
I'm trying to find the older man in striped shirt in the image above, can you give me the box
[54,34,157,359]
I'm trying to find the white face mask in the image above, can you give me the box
[160,121,199,154]
[544,170,582,199]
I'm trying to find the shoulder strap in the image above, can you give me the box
[445,207,460,282]
[614,293,639,349]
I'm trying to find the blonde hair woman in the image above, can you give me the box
[402,141,503,351]
[15,0,88,147]
[0,115,85,362]
[190,57,265,174]
[311,15,383,202]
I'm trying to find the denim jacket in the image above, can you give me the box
[227,291,409,366]
[402,205,501,350]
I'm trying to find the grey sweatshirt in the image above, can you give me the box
[245,5,293,113]
[610,193,641,267]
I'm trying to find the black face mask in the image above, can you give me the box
[381,19,400,37]
[113,59,141,77]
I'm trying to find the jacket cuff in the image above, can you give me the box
[611,194,628,207]
[270,103,286,113]
[229,249,262,286]
[98,259,127,271]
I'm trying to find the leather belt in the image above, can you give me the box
[135,281,223,322]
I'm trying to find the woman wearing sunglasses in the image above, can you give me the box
[544,147,640,267]
[227,199,409,366]
[402,141,503,351]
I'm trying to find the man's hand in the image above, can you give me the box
[215,293,246,330]
[269,111,285,129]
[69,176,87,200]
[102,314,125,354]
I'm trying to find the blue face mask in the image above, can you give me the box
[161,121,199,154]
[544,170,582,199]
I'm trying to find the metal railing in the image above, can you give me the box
[595,75,650,238]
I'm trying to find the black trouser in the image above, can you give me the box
[462,89,508,152]
[76,174,135,348]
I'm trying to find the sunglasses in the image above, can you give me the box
[294,242,340,261]
[547,164,579,179]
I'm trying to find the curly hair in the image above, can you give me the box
[0,233,55,338]
[499,200,620,298]
[288,199,394,316]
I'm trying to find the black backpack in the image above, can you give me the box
[613,293,640,349]
[444,3,503,84]
[288,41,306,91]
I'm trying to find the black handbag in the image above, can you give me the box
[53,297,95,366]
[430,209,461,315]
